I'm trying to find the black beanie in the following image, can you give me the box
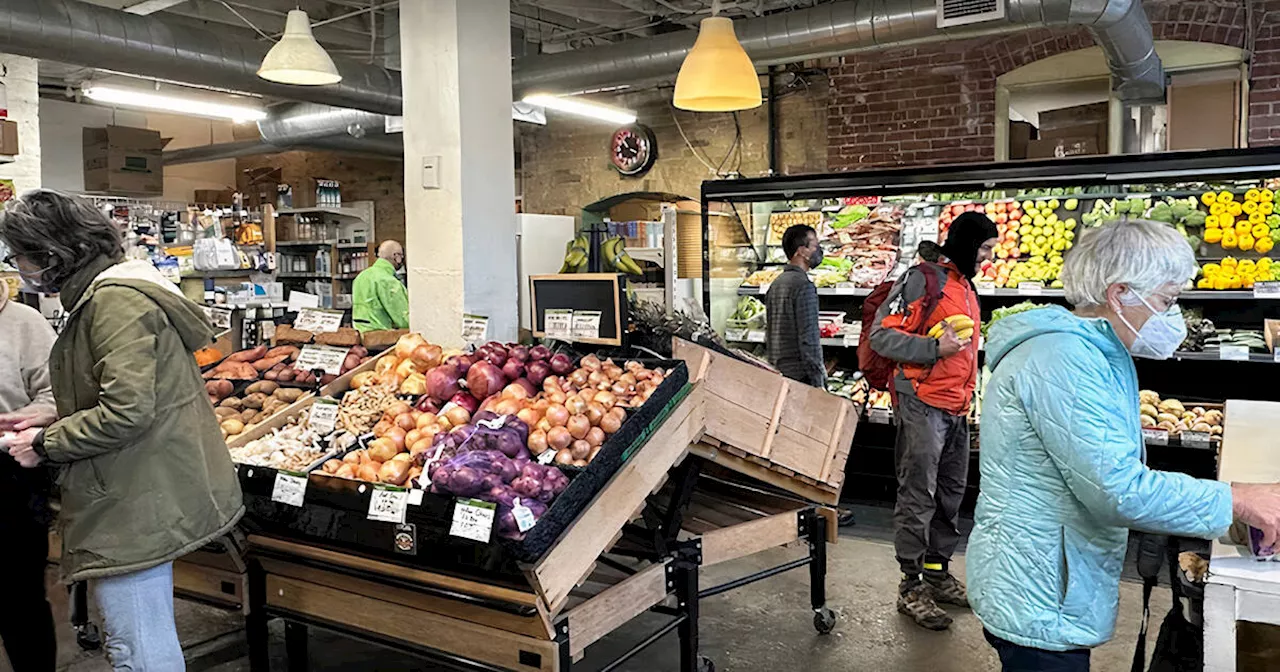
[940,211,999,279]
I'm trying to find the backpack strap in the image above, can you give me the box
[915,262,945,335]
[1133,533,1171,672]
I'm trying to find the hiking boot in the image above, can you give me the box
[897,580,953,631]
[924,572,970,608]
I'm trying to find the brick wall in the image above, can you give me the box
[520,80,828,217]
[828,0,1280,170]
[235,151,406,243]
[0,54,41,195]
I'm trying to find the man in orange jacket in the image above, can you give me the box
[869,212,998,631]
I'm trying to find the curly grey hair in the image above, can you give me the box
[0,189,124,290]
[1060,219,1197,307]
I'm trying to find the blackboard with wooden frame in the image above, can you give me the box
[529,273,626,347]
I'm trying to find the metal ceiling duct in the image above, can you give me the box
[512,0,1166,102]
[0,0,401,115]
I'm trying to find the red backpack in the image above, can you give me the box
[857,263,942,391]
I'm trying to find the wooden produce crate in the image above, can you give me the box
[673,339,856,505]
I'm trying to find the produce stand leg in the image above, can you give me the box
[674,544,704,672]
[285,621,308,672]
[806,511,836,634]
[246,560,271,672]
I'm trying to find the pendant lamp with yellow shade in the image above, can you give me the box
[673,5,761,112]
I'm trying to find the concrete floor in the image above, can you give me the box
[3,534,1170,672]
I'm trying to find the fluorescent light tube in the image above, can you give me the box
[83,85,267,123]
[521,94,637,125]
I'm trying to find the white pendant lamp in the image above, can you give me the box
[258,9,342,86]
[672,5,761,112]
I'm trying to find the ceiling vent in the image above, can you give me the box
[937,0,1006,28]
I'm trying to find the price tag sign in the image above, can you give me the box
[286,291,320,313]
[1017,282,1045,295]
[1255,281,1280,298]
[572,310,602,341]
[545,309,574,340]
[1273,348,1280,363]
[449,498,496,543]
[725,328,748,342]
[512,498,537,533]
[1180,431,1212,447]
[1142,428,1169,446]
[271,471,308,507]
[295,345,351,375]
[461,314,489,343]
[868,408,892,424]
[976,282,997,293]
[293,308,343,333]
[308,400,339,435]
[537,449,558,465]
[747,330,766,343]
[202,305,233,330]
[843,332,859,348]
[1219,345,1250,362]
[367,486,409,524]
[757,283,771,295]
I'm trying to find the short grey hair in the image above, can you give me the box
[1060,219,1197,307]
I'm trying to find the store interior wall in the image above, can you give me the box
[235,151,405,244]
[519,79,828,218]
[0,54,42,195]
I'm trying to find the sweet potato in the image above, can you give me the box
[265,345,300,361]
[225,345,268,363]
[252,355,289,372]
[204,379,234,401]
[246,381,279,396]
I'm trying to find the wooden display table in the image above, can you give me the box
[1203,400,1280,672]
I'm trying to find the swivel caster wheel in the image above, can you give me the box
[697,655,716,672]
[813,607,837,634]
[75,623,102,651]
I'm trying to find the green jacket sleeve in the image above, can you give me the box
[375,274,411,329]
[42,296,160,463]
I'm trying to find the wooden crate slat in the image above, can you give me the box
[564,561,670,658]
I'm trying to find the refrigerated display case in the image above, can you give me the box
[699,147,1280,504]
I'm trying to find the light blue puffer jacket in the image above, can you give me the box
[967,305,1233,652]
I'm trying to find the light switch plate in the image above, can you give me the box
[422,155,441,189]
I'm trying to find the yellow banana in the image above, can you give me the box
[928,314,976,339]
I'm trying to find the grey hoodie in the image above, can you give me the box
[0,291,57,417]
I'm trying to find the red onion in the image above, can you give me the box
[526,360,551,387]
[449,391,480,415]
[513,377,537,398]
[484,348,508,368]
[446,354,474,376]
[509,345,530,362]
[501,359,525,381]
[529,345,551,361]
[425,364,462,401]
[467,361,507,400]
[549,352,574,375]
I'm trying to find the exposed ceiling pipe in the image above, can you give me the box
[0,0,401,115]
[512,0,1166,101]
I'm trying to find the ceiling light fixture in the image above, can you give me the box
[257,9,342,86]
[672,1,762,112]
[521,94,637,125]
[83,84,267,123]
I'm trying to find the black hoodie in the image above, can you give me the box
[941,212,1000,279]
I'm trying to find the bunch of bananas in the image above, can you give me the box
[927,314,975,340]
[602,235,644,276]
[559,235,590,273]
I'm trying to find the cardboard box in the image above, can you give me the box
[1263,319,1280,354]
[290,177,342,209]
[1038,102,1108,131]
[194,189,236,205]
[1027,135,1101,159]
[1008,120,1035,160]
[609,200,664,224]
[0,120,18,156]
[83,126,170,195]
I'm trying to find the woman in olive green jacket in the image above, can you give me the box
[1,190,243,671]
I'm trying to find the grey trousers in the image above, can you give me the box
[893,391,970,576]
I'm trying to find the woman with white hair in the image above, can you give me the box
[967,219,1280,671]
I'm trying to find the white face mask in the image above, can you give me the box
[1115,290,1185,360]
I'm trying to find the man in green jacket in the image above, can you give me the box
[353,239,410,332]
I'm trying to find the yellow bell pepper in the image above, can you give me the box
[1253,224,1270,239]
[1202,191,1218,206]
[1240,234,1256,251]
[1222,231,1239,249]
[1243,276,1257,289]
[1237,222,1252,236]
[1210,203,1227,216]
[1258,238,1275,255]
[1263,202,1275,216]
[1204,228,1223,244]
[1197,277,1213,289]
[1251,212,1267,225]
[1203,262,1222,275]
[1228,202,1244,217]
[1219,190,1236,203]
[1262,188,1276,202]
[1222,256,1238,268]
[1244,200,1260,215]
[1246,188,1262,202]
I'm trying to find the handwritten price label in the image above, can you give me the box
[271,471,308,507]
[544,309,574,340]
[572,310,602,341]
[450,498,496,543]
[1142,428,1169,446]
[293,308,343,333]
[294,345,350,375]
[367,486,409,524]
[308,400,339,434]
[461,314,489,343]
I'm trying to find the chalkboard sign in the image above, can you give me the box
[530,273,626,346]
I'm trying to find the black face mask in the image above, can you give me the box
[940,212,999,279]
[808,246,824,268]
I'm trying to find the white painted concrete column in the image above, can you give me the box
[401,1,517,345]
[0,55,42,194]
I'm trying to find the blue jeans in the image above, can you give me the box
[93,563,184,671]
[984,629,1090,672]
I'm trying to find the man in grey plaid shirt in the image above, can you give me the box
[766,225,825,387]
